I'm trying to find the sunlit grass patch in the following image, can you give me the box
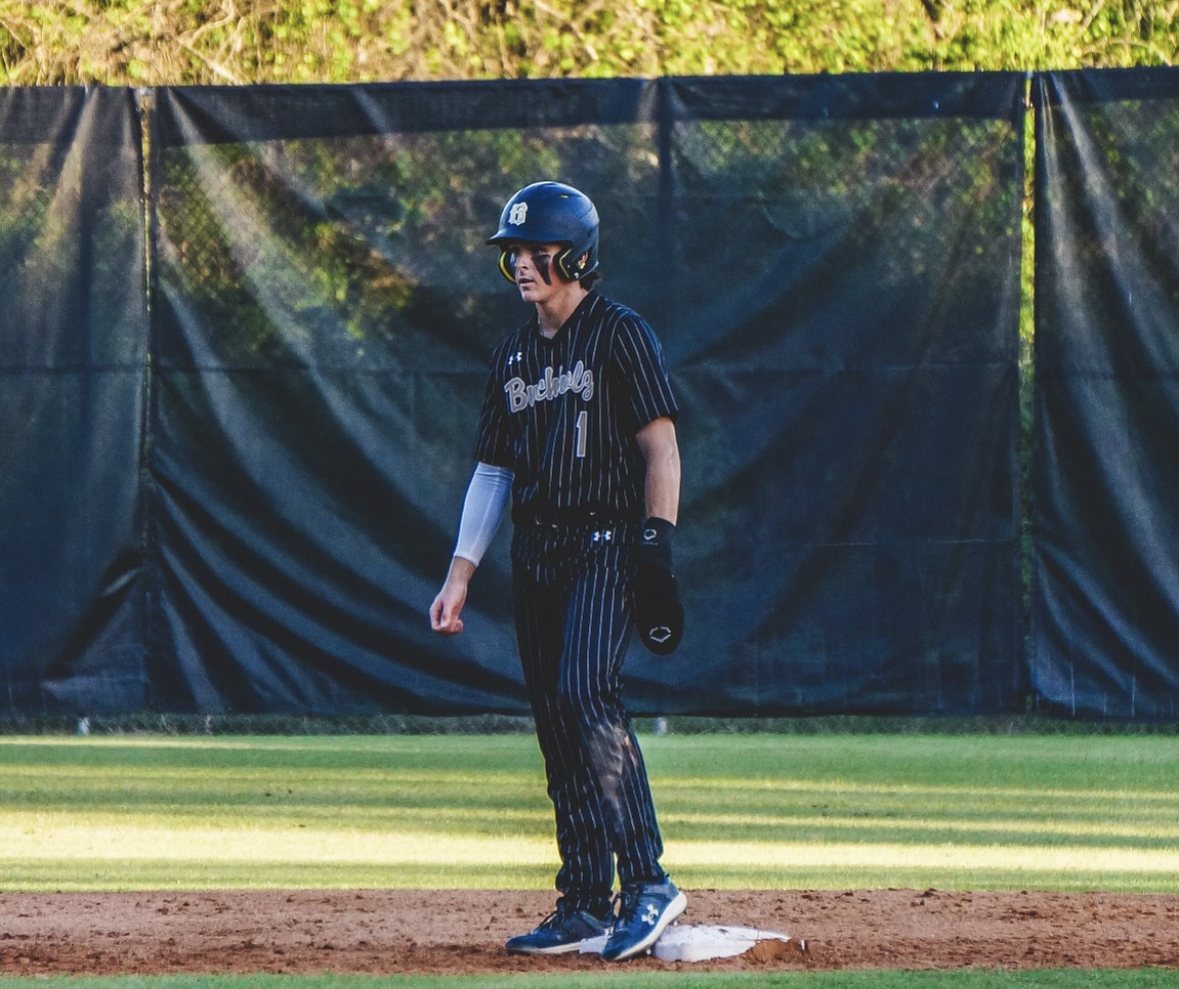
[1,733,1176,893]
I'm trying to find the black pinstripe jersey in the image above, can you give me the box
[474,290,678,520]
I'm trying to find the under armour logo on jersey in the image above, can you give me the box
[508,202,528,225]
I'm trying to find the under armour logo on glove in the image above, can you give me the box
[633,517,683,656]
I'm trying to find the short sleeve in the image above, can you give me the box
[613,313,679,430]
[473,346,513,468]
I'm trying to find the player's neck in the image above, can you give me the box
[535,283,588,338]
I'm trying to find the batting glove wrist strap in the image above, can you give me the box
[638,517,676,572]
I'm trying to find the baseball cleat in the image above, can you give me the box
[601,880,687,962]
[505,901,612,955]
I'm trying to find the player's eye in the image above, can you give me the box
[506,247,551,267]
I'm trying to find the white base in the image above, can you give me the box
[579,924,793,962]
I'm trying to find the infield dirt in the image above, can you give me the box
[1,888,1177,974]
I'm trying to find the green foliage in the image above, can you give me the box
[153,117,653,364]
[0,0,1175,86]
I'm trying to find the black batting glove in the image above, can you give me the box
[638,517,675,570]
[633,517,684,655]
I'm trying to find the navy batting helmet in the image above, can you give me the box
[487,181,600,284]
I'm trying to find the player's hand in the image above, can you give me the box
[633,517,683,655]
[430,559,474,636]
[430,589,465,636]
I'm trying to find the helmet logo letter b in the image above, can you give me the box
[487,182,599,284]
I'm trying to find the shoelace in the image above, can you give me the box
[540,901,600,931]
[537,906,569,930]
[613,886,643,924]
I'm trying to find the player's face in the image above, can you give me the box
[505,241,566,302]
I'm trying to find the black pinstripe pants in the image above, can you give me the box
[511,519,667,915]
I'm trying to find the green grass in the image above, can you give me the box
[0,733,1177,893]
[3,971,1179,988]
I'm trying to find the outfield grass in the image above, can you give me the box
[0,733,1176,893]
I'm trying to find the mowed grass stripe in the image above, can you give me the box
[1,822,1176,871]
[1,733,1176,893]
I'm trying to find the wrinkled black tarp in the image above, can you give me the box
[1032,69,1179,719]
[0,87,148,712]
[144,75,1026,715]
[2,75,1029,716]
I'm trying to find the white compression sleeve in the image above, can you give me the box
[453,462,513,566]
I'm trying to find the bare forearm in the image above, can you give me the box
[445,556,477,587]
[637,417,680,524]
[645,449,679,524]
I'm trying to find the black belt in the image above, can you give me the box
[512,506,639,527]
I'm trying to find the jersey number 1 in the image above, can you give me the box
[574,410,588,458]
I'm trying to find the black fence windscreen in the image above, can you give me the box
[143,76,1026,716]
[0,87,148,712]
[650,74,1027,714]
[1032,69,1179,720]
[0,73,1045,718]
[147,82,658,714]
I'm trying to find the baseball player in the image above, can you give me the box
[429,181,686,961]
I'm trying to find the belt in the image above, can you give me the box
[511,506,639,527]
